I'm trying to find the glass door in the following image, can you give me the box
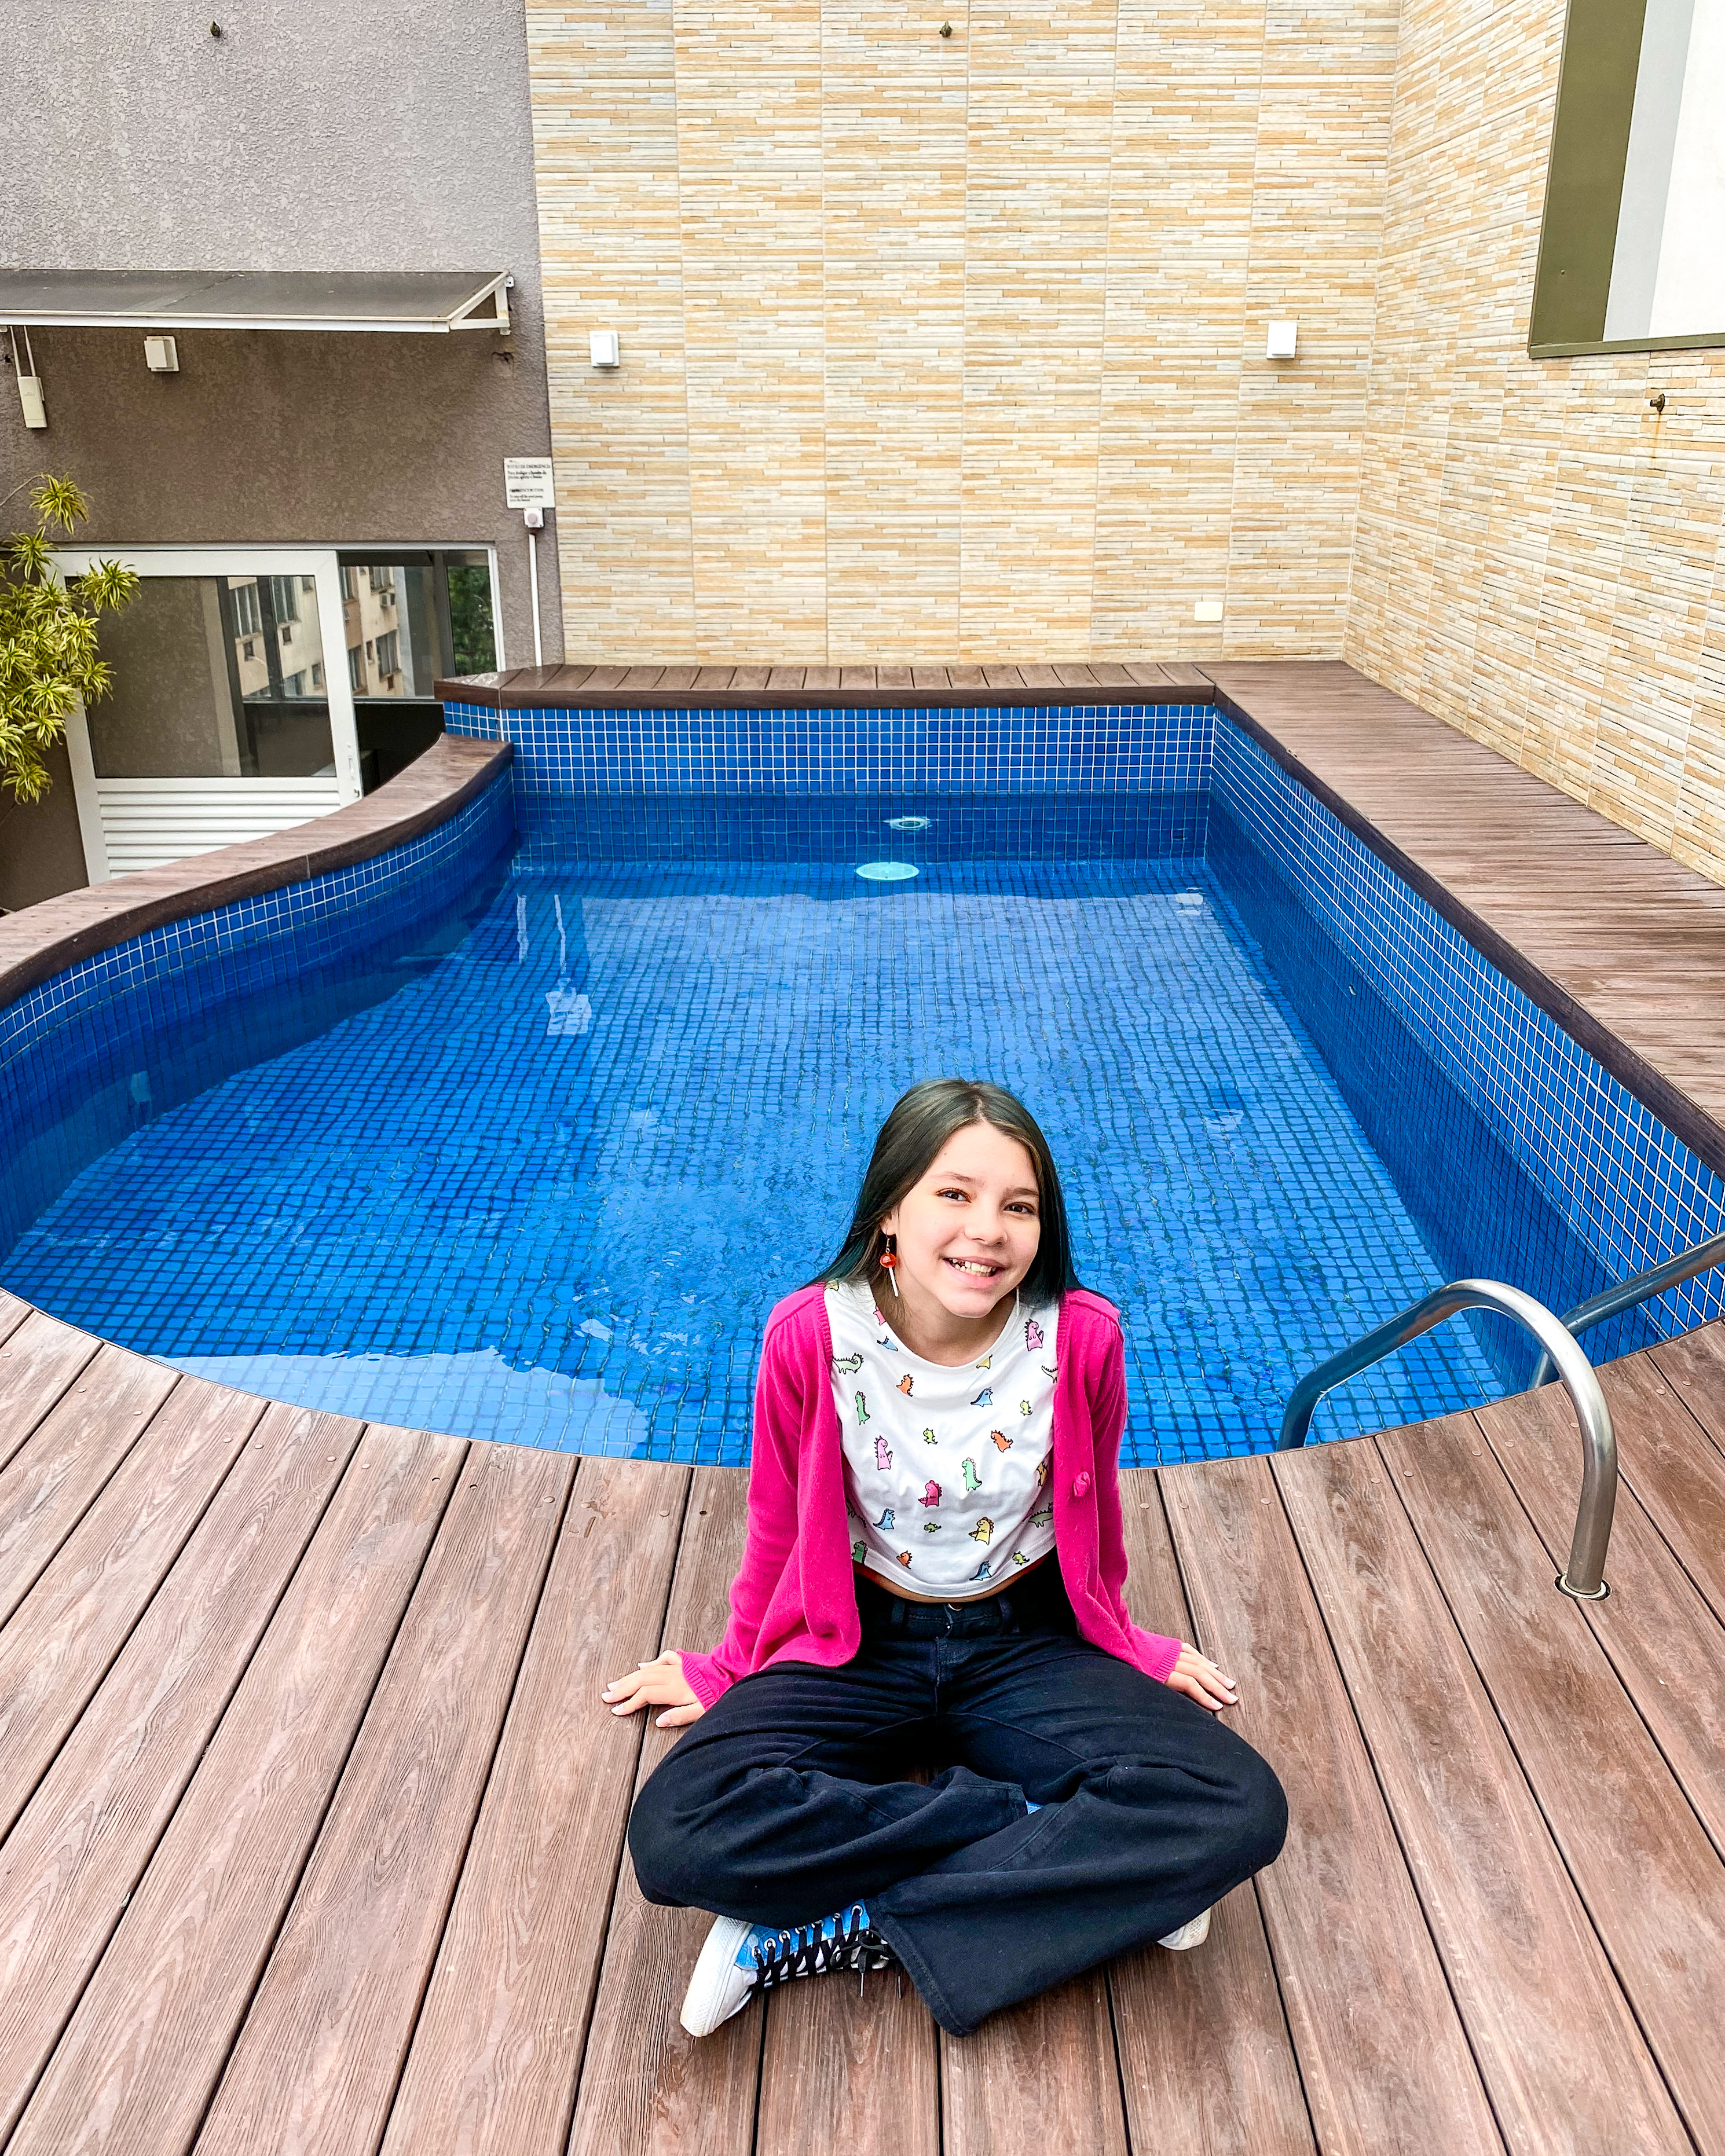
[53,547,362,881]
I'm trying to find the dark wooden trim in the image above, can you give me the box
[434,665,1221,713]
[0,734,512,1011]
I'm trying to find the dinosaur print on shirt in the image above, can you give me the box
[825,1283,1058,1601]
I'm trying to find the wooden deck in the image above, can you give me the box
[435,659,1217,710]
[5,1282,1725,2154]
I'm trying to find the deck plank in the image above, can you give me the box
[1595,1346,1725,1627]
[1478,1373,1725,1857]
[766,667,807,691]
[759,1976,936,2156]
[568,1466,764,2156]
[839,666,878,690]
[6,1424,463,2156]
[0,1378,272,1843]
[0,1405,365,2144]
[0,1311,101,1476]
[691,667,737,692]
[1110,1471,1315,2156]
[193,1443,574,2156]
[0,1289,31,1346]
[1646,1320,1725,1464]
[911,666,952,690]
[942,1971,1127,2156]
[1274,1437,1689,2155]
[877,665,914,691]
[0,1346,179,1629]
[803,665,843,691]
[378,1458,688,2156]
[1385,1408,1725,2150]
[1161,1453,1503,2156]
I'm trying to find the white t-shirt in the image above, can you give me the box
[825,1279,1060,1598]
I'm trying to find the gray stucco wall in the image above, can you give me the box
[1,0,562,901]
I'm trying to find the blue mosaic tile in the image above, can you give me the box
[1,699,1720,1467]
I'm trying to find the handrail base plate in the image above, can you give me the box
[1556,1572,1610,1601]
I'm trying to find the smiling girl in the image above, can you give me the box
[606,1078,1287,2040]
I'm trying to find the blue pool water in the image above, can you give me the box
[1,796,1506,1464]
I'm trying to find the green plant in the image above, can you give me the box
[1,475,138,804]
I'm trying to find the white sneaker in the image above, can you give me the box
[679,1903,893,2038]
[1158,1906,1213,1951]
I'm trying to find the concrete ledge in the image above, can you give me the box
[0,735,512,1011]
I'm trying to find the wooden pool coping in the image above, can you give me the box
[3,1292,1725,2154]
[0,733,512,1010]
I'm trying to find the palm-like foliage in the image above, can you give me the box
[1,476,138,804]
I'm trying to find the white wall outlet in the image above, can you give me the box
[1266,318,1299,360]
[1193,598,1225,624]
[589,329,620,369]
[144,335,180,373]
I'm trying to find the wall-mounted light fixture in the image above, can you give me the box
[144,335,180,373]
[1193,599,1225,624]
[1266,319,1298,360]
[590,330,620,369]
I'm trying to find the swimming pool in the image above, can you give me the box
[3,699,1722,1465]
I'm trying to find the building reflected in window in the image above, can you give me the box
[336,549,496,786]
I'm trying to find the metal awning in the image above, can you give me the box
[0,269,511,333]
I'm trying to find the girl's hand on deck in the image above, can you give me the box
[602,1649,704,1728]
[1166,1643,1239,1713]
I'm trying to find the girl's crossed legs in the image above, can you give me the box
[628,1579,1287,2036]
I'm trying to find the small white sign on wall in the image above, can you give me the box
[503,457,556,510]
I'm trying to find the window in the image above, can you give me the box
[85,569,339,783]
[279,623,292,646]
[335,549,497,694]
[347,644,364,692]
[311,660,324,689]
[301,575,315,594]
[1532,0,1725,354]
[339,564,358,601]
[375,629,400,679]
[266,575,301,625]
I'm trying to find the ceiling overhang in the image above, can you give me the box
[0,269,512,333]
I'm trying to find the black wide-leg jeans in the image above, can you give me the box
[628,1565,1287,2036]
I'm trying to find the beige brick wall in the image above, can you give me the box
[1344,0,1725,886]
[526,0,1398,665]
[526,0,1725,885]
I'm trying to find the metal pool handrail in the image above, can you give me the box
[1526,1230,1725,1390]
[1277,1279,1616,1600]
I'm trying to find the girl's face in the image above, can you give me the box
[880,1120,1043,1318]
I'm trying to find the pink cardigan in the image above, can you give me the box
[680,1284,1183,1710]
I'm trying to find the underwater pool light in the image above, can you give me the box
[886,815,932,831]
[856,861,920,882]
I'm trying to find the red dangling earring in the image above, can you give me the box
[879,1231,902,1297]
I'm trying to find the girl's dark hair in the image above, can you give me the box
[816,1079,1081,1305]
